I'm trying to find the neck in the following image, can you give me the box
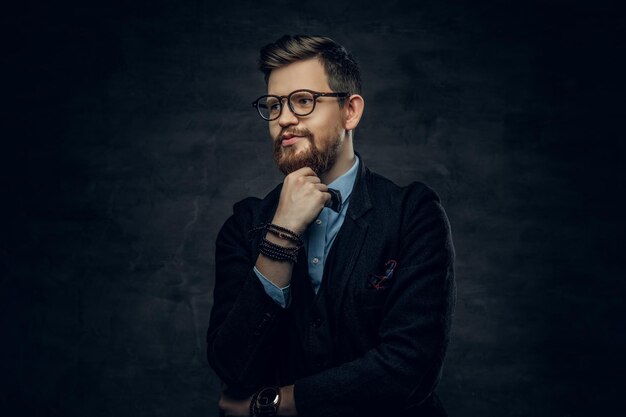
[321,147,355,185]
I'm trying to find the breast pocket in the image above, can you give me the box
[357,287,390,309]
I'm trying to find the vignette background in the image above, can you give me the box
[3,0,624,415]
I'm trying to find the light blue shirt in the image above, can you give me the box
[254,155,360,308]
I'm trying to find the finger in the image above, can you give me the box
[292,166,317,177]
[313,183,328,192]
[321,190,332,204]
[302,175,321,184]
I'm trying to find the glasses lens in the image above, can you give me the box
[257,96,281,120]
[289,91,315,116]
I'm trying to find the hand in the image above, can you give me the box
[218,391,253,417]
[273,167,331,235]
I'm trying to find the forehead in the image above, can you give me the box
[267,57,330,95]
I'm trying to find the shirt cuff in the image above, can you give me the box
[253,266,292,308]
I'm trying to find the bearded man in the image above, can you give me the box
[207,35,456,417]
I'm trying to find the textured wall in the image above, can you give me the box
[3,0,624,416]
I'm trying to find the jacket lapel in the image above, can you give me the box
[324,152,373,310]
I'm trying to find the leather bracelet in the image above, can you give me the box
[265,228,303,246]
[265,223,303,242]
[249,223,303,247]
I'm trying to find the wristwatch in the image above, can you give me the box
[252,386,281,416]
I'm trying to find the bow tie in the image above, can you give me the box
[325,188,343,213]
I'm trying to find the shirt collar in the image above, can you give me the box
[327,154,360,204]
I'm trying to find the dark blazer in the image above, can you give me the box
[207,153,455,417]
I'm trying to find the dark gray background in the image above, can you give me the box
[3,0,624,416]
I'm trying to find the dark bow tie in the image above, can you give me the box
[325,188,343,213]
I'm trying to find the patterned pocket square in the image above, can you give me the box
[367,259,398,290]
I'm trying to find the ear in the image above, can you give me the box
[343,94,365,131]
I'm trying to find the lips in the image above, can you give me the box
[281,135,306,146]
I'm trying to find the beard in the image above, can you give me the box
[272,127,343,177]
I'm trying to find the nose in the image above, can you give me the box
[277,99,299,128]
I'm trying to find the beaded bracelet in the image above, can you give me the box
[259,237,299,263]
[259,245,298,263]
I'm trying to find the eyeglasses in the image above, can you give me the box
[252,89,349,121]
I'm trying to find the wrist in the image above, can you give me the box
[277,385,297,417]
[264,231,299,248]
[271,217,305,236]
[251,386,281,417]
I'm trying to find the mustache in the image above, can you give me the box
[275,128,313,141]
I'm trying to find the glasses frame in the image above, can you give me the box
[252,89,349,121]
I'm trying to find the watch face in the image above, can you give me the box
[257,387,279,407]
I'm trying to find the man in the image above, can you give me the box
[207,35,455,417]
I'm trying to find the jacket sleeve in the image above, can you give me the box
[206,198,287,396]
[293,186,456,417]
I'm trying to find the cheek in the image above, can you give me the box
[311,120,338,142]
[311,110,342,136]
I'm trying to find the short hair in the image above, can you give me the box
[258,35,362,101]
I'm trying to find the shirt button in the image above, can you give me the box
[312,257,319,264]
[315,219,322,225]
[312,317,322,328]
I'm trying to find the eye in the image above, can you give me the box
[291,93,314,107]
[265,99,280,112]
